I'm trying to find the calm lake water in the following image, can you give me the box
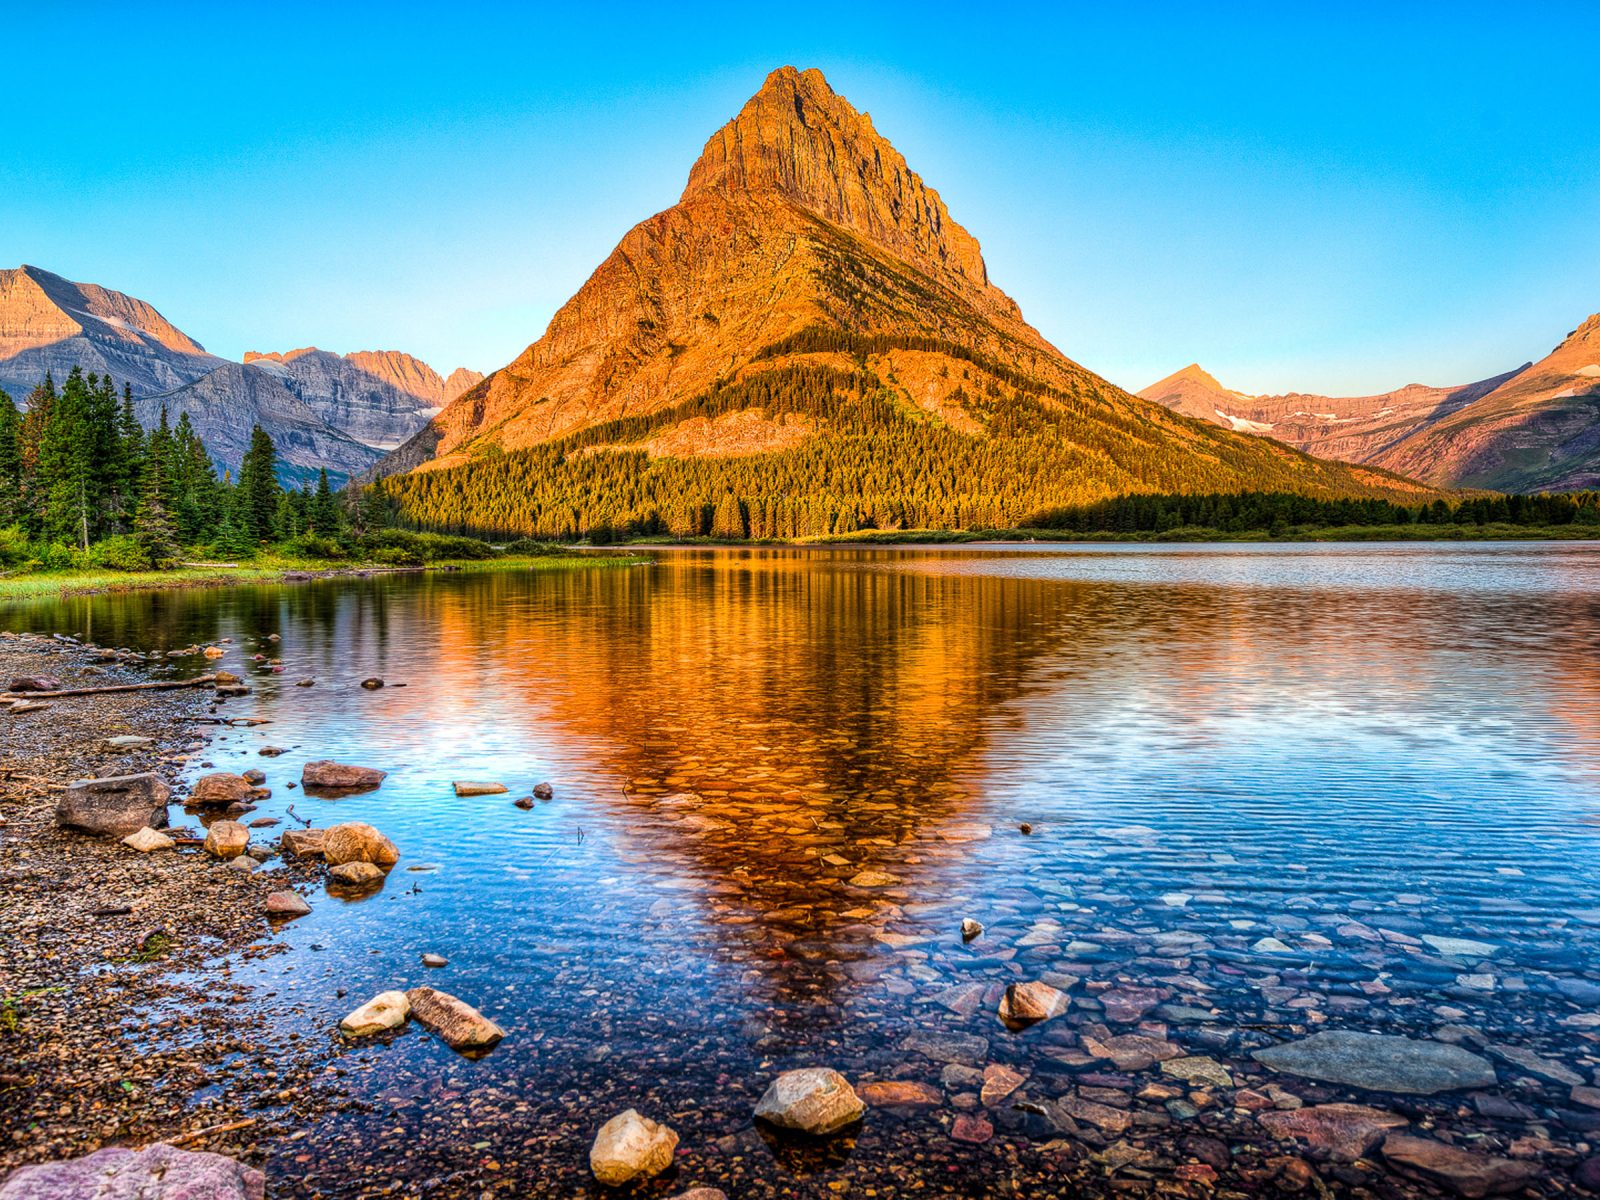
[11,543,1600,1196]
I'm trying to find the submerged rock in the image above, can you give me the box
[340,990,410,1037]
[859,1080,942,1108]
[961,917,983,941]
[405,986,506,1051]
[322,822,400,868]
[1259,1103,1409,1161]
[328,861,384,887]
[1381,1133,1541,1197]
[0,1144,264,1199]
[301,761,387,793]
[999,980,1068,1026]
[589,1109,679,1186]
[1253,1030,1497,1095]
[122,826,175,853]
[56,772,170,838]
[203,820,250,860]
[754,1067,865,1134]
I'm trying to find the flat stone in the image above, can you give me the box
[0,1144,263,1199]
[590,1109,678,1186]
[340,990,410,1037]
[1059,1095,1131,1134]
[302,760,387,793]
[190,772,254,807]
[903,1031,990,1066]
[104,735,154,749]
[279,828,327,858]
[848,869,900,888]
[405,986,506,1052]
[204,820,250,860]
[1083,1033,1182,1072]
[1099,985,1165,1023]
[950,1112,993,1144]
[57,772,171,838]
[122,826,174,853]
[1422,934,1498,958]
[1381,1133,1542,1197]
[859,1080,942,1108]
[453,780,508,797]
[422,953,448,968]
[981,1064,1027,1105]
[754,1067,864,1134]
[1162,1055,1235,1089]
[1253,1031,1497,1095]
[1259,1103,1409,1161]
[1487,1043,1584,1087]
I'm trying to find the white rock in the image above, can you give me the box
[340,990,410,1037]
[122,826,174,853]
[754,1067,865,1134]
[589,1109,678,1185]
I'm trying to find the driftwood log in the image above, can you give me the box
[1,674,217,700]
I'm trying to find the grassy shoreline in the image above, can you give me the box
[0,551,642,602]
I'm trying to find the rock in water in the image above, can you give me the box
[56,773,170,837]
[1381,1134,1541,1197]
[999,980,1069,1025]
[453,781,508,797]
[122,826,175,853]
[301,760,387,793]
[0,1143,265,1199]
[189,772,255,806]
[961,917,983,941]
[589,1109,679,1186]
[204,821,250,859]
[328,861,385,887]
[1259,1103,1409,1161]
[754,1067,865,1134]
[532,781,555,800]
[405,986,506,1052]
[360,677,384,689]
[340,990,411,1037]
[1253,1031,1497,1095]
[266,891,311,918]
[279,828,327,858]
[322,822,400,867]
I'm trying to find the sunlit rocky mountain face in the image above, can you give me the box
[1141,313,1600,492]
[372,67,1426,538]
[0,264,480,485]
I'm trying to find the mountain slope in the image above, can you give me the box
[139,362,380,486]
[243,348,480,450]
[1374,314,1600,490]
[0,264,222,399]
[375,67,1429,536]
[1138,362,1527,467]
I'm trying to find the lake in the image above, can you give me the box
[10,542,1600,1197]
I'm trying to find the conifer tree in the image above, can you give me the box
[132,441,179,565]
[309,469,341,535]
[0,390,20,525]
[235,425,280,542]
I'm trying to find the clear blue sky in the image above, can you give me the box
[3,1,1596,396]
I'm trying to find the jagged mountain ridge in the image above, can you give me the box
[0,265,222,399]
[1140,312,1600,491]
[375,66,1424,533]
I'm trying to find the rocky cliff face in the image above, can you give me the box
[376,66,1417,512]
[1140,313,1600,492]
[0,265,221,399]
[139,362,380,486]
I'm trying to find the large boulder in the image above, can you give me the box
[301,760,387,793]
[340,990,410,1037]
[0,1143,264,1199]
[589,1109,679,1186]
[754,1067,865,1135]
[56,773,171,837]
[204,820,250,860]
[323,822,400,868]
[279,828,327,858]
[189,772,255,807]
[405,986,506,1052]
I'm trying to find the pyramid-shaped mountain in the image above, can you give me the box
[376,67,1429,537]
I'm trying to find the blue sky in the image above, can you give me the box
[3,1,1596,396]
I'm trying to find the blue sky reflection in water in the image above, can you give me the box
[9,542,1600,1195]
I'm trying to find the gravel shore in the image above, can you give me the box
[0,633,309,1178]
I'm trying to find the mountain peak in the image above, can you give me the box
[681,66,990,289]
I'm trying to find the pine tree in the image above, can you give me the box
[0,390,20,525]
[236,425,280,542]
[132,442,179,566]
[308,469,341,535]
[38,367,96,548]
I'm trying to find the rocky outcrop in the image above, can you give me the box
[0,265,222,402]
[0,1144,264,1200]
[589,1109,679,1186]
[56,773,171,838]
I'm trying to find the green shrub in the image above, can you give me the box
[358,528,495,562]
[285,534,348,561]
[87,535,153,572]
[39,542,76,571]
[503,537,564,557]
[0,526,32,568]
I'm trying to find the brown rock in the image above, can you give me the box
[1099,985,1166,1023]
[56,773,171,837]
[998,979,1068,1025]
[859,1080,941,1108]
[328,861,384,887]
[1382,1134,1542,1197]
[189,772,254,807]
[950,1112,994,1144]
[453,781,508,797]
[980,1064,1026,1105]
[204,820,249,859]
[405,986,506,1052]
[1260,1103,1409,1161]
[301,760,387,793]
[754,1067,865,1134]
[279,828,327,858]
[588,1109,678,1186]
[9,674,62,692]
[265,891,311,918]
[322,822,399,867]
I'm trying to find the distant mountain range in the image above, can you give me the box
[369,66,1418,540]
[0,264,480,485]
[1140,313,1600,491]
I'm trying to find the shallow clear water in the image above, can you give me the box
[11,542,1600,1196]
